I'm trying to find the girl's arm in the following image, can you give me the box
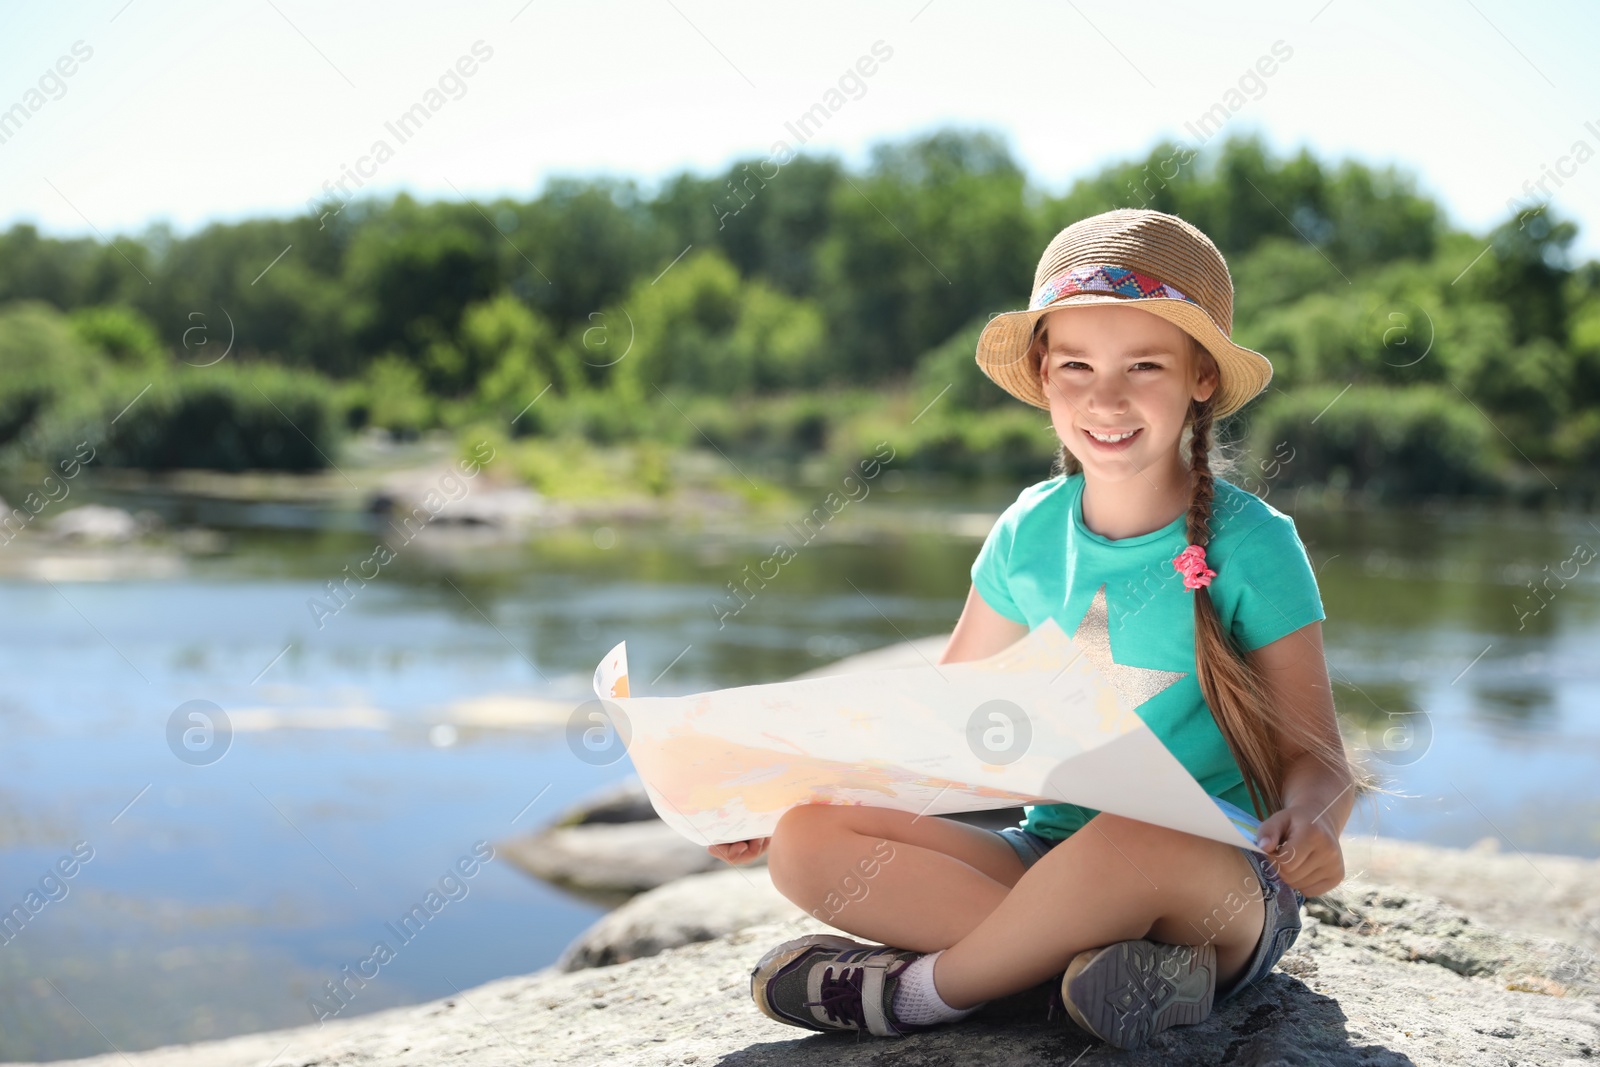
[1247,619,1354,896]
[941,585,1030,665]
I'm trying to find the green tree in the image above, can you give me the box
[355,354,433,436]
[342,198,499,365]
[815,128,1033,381]
[69,304,166,370]
[608,249,826,398]
[1459,207,1579,346]
[465,293,584,412]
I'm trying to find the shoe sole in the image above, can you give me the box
[749,934,869,1030]
[1061,939,1216,1049]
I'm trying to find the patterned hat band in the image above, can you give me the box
[1029,263,1194,313]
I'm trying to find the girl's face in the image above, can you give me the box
[1035,304,1218,483]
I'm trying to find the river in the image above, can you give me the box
[1,473,1595,1060]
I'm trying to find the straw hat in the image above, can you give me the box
[974,209,1272,421]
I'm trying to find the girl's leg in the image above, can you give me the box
[934,811,1266,1008]
[764,802,1027,950]
[765,803,1267,1010]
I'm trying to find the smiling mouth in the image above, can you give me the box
[1083,427,1142,445]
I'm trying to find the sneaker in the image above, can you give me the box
[749,933,931,1038]
[1052,938,1216,1049]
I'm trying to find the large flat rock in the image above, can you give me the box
[24,874,1597,1066]
[499,818,754,901]
[556,865,802,972]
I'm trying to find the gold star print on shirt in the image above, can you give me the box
[1072,583,1187,733]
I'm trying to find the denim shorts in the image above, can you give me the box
[992,825,1304,1005]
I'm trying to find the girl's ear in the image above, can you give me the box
[1192,343,1220,403]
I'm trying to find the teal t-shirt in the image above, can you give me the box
[970,471,1326,841]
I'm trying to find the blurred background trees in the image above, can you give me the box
[1,127,1595,503]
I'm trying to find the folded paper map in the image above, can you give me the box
[591,597,1264,854]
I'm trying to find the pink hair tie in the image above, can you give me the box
[1173,544,1216,591]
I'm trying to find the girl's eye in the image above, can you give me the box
[1054,361,1162,372]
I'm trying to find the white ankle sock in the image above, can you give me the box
[890,949,986,1026]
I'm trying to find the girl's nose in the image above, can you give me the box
[1087,377,1128,413]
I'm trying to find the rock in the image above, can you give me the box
[47,504,145,544]
[27,875,1600,1067]
[553,776,663,826]
[556,865,803,972]
[497,819,745,902]
[426,485,556,528]
[368,468,559,533]
[497,776,742,901]
[1340,832,1600,956]
[1306,882,1600,997]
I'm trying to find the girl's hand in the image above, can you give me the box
[708,836,771,865]
[1254,804,1344,897]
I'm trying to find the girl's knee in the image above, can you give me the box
[771,801,834,844]
[766,804,838,890]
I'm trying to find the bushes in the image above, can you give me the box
[0,300,109,451]
[75,363,340,472]
[350,354,434,437]
[0,299,346,472]
[816,401,1054,482]
[911,314,1010,412]
[1242,384,1499,501]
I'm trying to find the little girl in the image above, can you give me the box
[718,209,1376,1050]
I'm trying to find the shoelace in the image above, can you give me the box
[804,962,871,1029]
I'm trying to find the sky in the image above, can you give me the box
[1,0,1598,262]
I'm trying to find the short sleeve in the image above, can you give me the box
[970,496,1028,624]
[1228,514,1326,651]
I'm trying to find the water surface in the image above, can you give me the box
[1,476,1595,1060]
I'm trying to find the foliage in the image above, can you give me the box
[68,304,166,370]
[352,354,434,436]
[95,362,341,472]
[1242,384,1499,501]
[605,249,828,399]
[0,125,1594,495]
[0,300,109,451]
[912,314,1011,412]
